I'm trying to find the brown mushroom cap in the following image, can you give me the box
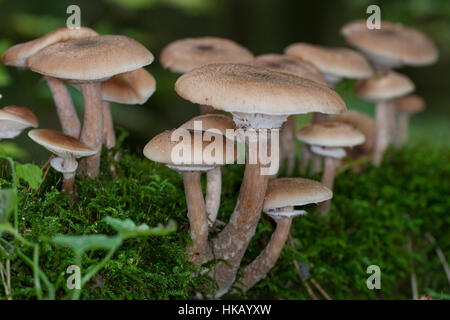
[284,43,373,79]
[341,20,438,67]
[0,105,39,127]
[394,94,426,113]
[263,177,332,210]
[100,68,156,105]
[247,53,326,85]
[2,27,99,68]
[28,129,97,158]
[175,63,346,116]
[330,111,375,153]
[27,35,154,82]
[143,129,237,169]
[355,71,415,102]
[296,121,366,147]
[179,114,236,134]
[160,37,254,74]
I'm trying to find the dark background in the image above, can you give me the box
[1,0,449,163]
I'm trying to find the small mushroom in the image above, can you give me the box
[393,95,425,147]
[355,71,414,165]
[296,121,365,214]
[160,37,254,114]
[179,114,236,227]
[2,27,99,138]
[236,178,332,292]
[28,129,97,194]
[143,129,237,266]
[0,106,38,139]
[28,35,154,177]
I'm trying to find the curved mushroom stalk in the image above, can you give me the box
[395,112,410,147]
[373,100,393,166]
[235,207,306,292]
[280,116,296,175]
[298,145,312,175]
[102,101,116,149]
[45,76,81,138]
[50,156,78,194]
[205,166,221,226]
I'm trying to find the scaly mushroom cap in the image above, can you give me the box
[355,71,415,102]
[394,94,426,113]
[28,129,97,158]
[341,20,438,68]
[264,177,332,211]
[2,27,99,68]
[296,121,366,148]
[179,114,236,134]
[175,63,346,116]
[331,111,375,154]
[247,54,326,85]
[284,43,373,79]
[101,68,156,105]
[143,129,237,170]
[160,37,253,74]
[0,106,39,139]
[27,35,154,82]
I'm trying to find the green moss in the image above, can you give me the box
[0,144,449,300]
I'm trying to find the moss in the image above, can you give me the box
[0,144,449,300]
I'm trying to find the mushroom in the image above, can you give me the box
[246,54,327,175]
[179,114,236,226]
[355,71,414,165]
[236,178,332,292]
[2,27,99,138]
[296,121,365,214]
[175,63,345,296]
[27,35,154,177]
[0,106,38,139]
[393,95,425,147]
[143,129,237,266]
[28,129,97,194]
[160,37,254,114]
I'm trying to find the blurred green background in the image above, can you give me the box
[0,0,449,163]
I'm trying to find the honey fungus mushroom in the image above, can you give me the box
[0,106,38,140]
[393,95,426,147]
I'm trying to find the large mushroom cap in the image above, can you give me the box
[101,68,156,105]
[27,35,154,82]
[264,177,332,211]
[296,121,366,148]
[394,94,426,113]
[284,43,373,80]
[355,71,415,102]
[175,63,346,116]
[28,129,97,158]
[143,129,237,170]
[0,106,39,139]
[180,114,236,134]
[160,37,253,74]
[330,111,375,153]
[2,27,99,68]
[341,20,438,68]
[247,53,326,85]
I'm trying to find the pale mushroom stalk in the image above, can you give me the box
[280,116,296,175]
[318,153,341,214]
[205,166,221,226]
[60,156,77,194]
[102,101,116,149]
[395,111,410,147]
[373,100,393,166]
[45,76,81,138]
[79,83,104,177]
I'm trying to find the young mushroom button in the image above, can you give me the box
[27,35,154,178]
[236,178,332,292]
[0,106,38,139]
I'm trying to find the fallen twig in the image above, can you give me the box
[425,232,450,286]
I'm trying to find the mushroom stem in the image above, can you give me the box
[182,171,210,266]
[235,207,293,292]
[102,101,116,149]
[280,116,296,175]
[318,156,338,214]
[299,145,312,175]
[373,100,392,166]
[205,166,221,226]
[395,112,410,147]
[79,83,104,178]
[61,156,77,194]
[312,112,328,123]
[45,76,81,138]
[212,151,270,297]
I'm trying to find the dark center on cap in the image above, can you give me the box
[74,38,98,47]
[266,62,283,69]
[196,45,214,52]
[378,29,397,36]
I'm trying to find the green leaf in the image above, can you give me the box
[103,216,177,239]
[51,234,122,255]
[15,163,43,190]
[0,189,16,225]
[0,142,29,160]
